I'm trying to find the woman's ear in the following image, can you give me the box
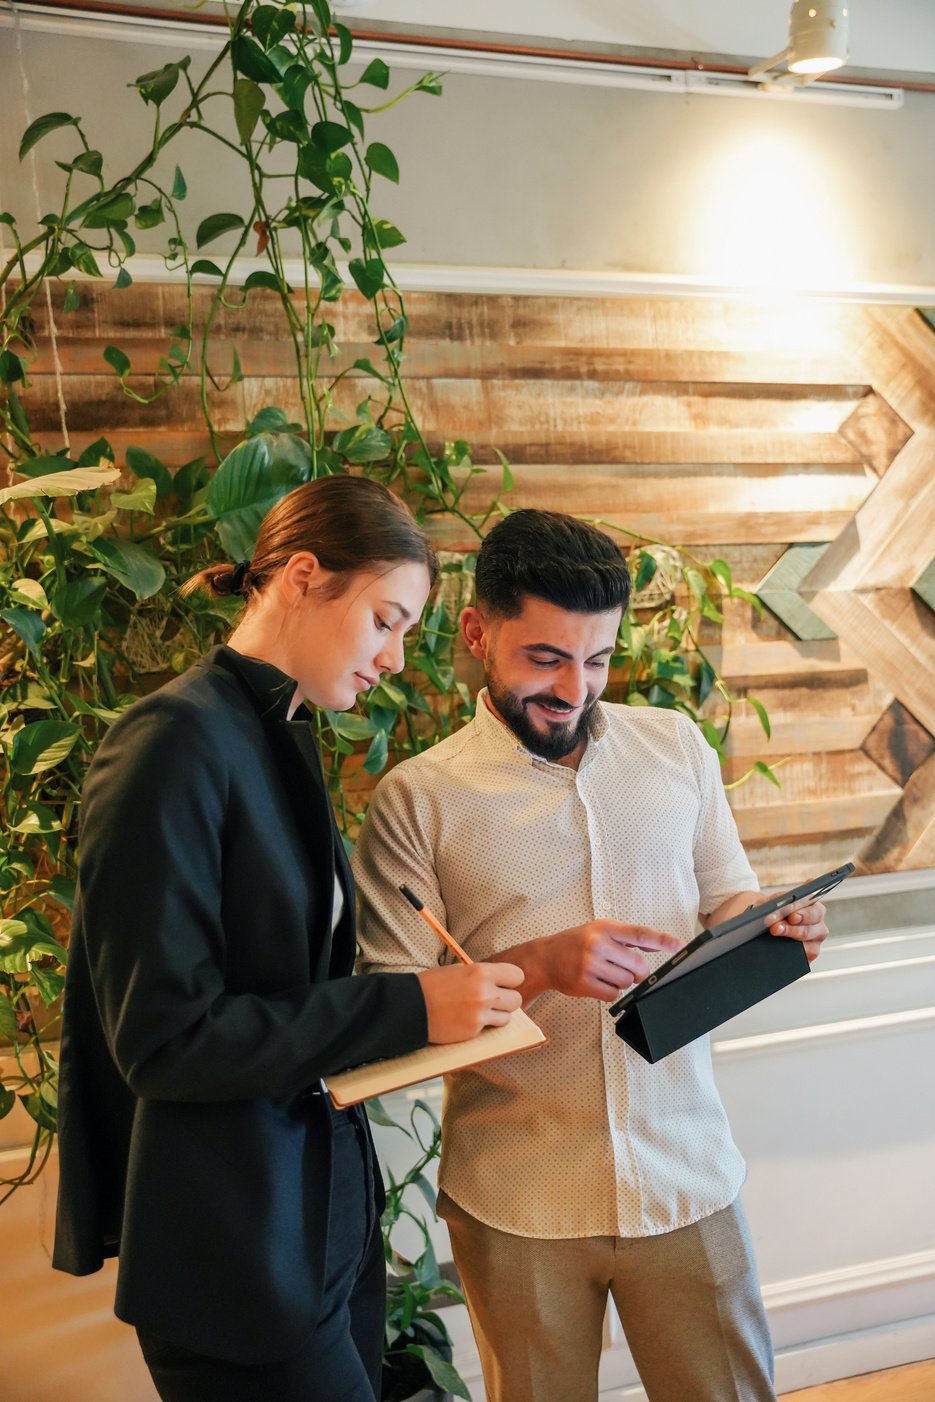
[279,551,324,603]
[460,606,489,662]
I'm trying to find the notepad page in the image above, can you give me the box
[325,1008,546,1108]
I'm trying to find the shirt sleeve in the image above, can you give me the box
[353,765,451,976]
[76,694,427,1103]
[685,720,760,917]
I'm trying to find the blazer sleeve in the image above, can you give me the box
[76,693,427,1103]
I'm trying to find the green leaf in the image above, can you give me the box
[348,257,385,300]
[126,445,174,499]
[246,406,303,436]
[81,191,134,228]
[405,1346,470,1400]
[0,1000,17,1041]
[0,608,46,658]
[747,696,772,740]
[8,578,49,609]
[206,433,312,560]
[20,1091,56,1133]
[171,165,187,199]
[0,350,26,384]
[196,212,245,248]
[242,270,282,294]
[63,281,81,312]
[114,266,133,289]
[88,538,166,600]
[279,64,312,113]
[49,875,76,911]
[710,558,733,593]
[334,21,353,64]
[131,56,191,106]
[103,344,130,378]
[365,142,399,182]
[415,72,443,95]
[77,436,115,466]
[697,658,716,706]
[32,964,65,1005]
[233,78,266,142]
[343,99,365,138]
[49,578,107,626]
[324,711,377,742]
[359,57,390,89]
[9,803,62,835]
[134,196,164,229]
[19,112,77,161]
[190,259,225,278]
[363,729,389,774]
[111,479,157,513]
[231,35,281,84]
[312,121,353,154]
[0,465,120,505]
[332,423,392,465]
[700,719,725,758]
[754,759,782,789]
[72,148,103,176]
[68,241,102,277]
[11,720,80,775]
[252,4,295,49]
[635,551,657,592]
[371,218,406,250]
[265,109,307,144]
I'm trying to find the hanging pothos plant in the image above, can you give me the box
[0,2,773,1394]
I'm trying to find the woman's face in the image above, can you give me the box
[286,560,433,711]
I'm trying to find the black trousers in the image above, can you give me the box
[137,1107,384,1402]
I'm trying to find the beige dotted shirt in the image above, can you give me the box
[353,692,759,1239]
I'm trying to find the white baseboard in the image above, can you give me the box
[597,1315,935,1400]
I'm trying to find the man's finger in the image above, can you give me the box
[605,924,682,952]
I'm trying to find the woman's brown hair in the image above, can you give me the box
[182,475,438,600]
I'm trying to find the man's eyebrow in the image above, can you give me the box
[383,600,412,623]
[522,643,615,659]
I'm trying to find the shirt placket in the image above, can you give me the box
[577,758,647,1234]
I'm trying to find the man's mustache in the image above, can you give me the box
[523,694,590,716]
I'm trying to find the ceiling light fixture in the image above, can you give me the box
[749,0,850,85]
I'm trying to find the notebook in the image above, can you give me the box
[325,1007,546,1108]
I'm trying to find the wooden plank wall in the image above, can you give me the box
[15,285,935,886]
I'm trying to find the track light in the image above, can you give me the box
[749,0,850,84]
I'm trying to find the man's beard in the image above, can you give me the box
[486,671,599,761]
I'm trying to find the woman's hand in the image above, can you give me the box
[417,962,525,1043]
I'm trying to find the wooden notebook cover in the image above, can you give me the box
[325,1008,546,1108]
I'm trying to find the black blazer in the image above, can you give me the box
[53,646,427,1364]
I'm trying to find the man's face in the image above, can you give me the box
[461,595,621,763]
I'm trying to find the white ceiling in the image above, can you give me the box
[331,0,935,76]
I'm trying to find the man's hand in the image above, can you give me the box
[767,899,829,963]
[492,921,683,1005]
[705,891,830,964]
[417,962,525,1043]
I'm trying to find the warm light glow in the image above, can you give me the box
[692,129,858,295]
[788,54,846,73]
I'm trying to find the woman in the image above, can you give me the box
[53,475,523,1402]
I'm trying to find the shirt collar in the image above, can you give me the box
[201,645,311,724]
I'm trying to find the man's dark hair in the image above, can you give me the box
[474,509,631,618]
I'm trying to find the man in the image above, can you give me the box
[353,510,828,1402]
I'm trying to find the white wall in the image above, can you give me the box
[3,17,935,294]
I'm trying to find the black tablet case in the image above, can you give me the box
[614,931,810,1063]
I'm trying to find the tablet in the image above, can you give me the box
[608,861,855,1018]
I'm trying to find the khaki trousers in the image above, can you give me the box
[438,1192,776,1402]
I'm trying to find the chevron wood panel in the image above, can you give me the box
[11,287,935,886]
